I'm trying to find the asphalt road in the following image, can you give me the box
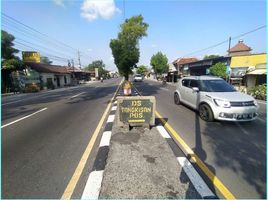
[2,78,121,198]
[133,79,266,199]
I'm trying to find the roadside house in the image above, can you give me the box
[172,57,199,77]
[25,62,71,89]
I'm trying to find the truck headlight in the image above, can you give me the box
[213,99,231,108]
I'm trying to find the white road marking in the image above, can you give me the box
[1,108,48,128]
[81,170,104,199]
[99,131,112,147]
[70,92,85,98]
[257,100,266,105]
[156,125,171,138]
[177,157,215,198]
[161,87,169,91]
[111,106,117,111]
[107,115,115,123]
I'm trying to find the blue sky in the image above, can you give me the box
[1,0,266,71]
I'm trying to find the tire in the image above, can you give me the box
[174,93,180,105]
[199,103,214,122]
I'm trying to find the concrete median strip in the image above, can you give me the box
[157,124,215,199]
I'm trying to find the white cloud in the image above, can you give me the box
[151,44,157,48]
[81,0,120,22]
[53,0,65,7]
[87,48,93,52]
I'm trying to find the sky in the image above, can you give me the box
[1,0,266,71]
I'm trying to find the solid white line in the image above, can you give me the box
[81,170,104,199]
[257,100,266,105]
[99,131,112,147]
[107,115,115,123]
[1,108,48,128]
[177,157,215,198]
[156,125,171,138]
[111,106,117,111]
[70,92,85,98]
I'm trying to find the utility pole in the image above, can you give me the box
[78,50,81,69]
[228,37,231,55]
[227,37,232,83]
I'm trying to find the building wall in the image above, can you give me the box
[40,73,71,88]
[41,73,56,86]
[230,54,266,68]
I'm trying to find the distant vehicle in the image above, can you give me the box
[134,74,143,82]
[174,76,259,122]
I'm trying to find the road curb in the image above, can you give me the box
[81,100,118,199]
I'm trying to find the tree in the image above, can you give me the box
[136,65,148,75]
[85,60,108,77]
[203,55,220,60]
[209,62,227,79]
[110,15,148,80]
[40,56,53,65]
[1,30,19,60]
[150,52,168,76]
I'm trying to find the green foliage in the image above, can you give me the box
[1,30,19,60]
[85,60,108,77]
[2,58,24,70]
[209,62,227,78]
[110,15,148,80]
[1,30,24,71]
[150,52,168,75]
[248,84,266,100]
[40,56,53,64]
[203,55,220,60]
[136,65,148,75]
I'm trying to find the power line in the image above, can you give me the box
[2,13,78,52]
[182,25,266,57]
[14,42,79,65]
[2,20,77,57]
[2,14,92,66]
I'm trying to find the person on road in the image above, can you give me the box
[162,76,167,86]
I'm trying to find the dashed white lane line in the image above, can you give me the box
[111,106,117,111]
[107,115,115,123]
[177,157,215,198]
[81,170,104,199]
[70,92,85,98]
[99,131,112,147]
[156,125,171,138]
[1,108,48,128]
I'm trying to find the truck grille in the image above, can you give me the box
[230,101,255,107]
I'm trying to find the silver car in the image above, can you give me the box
[134,74,143,82]
[174,76,259,122]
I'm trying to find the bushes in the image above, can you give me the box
[24,84,40,93]
[248,84,266,100]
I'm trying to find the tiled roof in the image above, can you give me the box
[25,62,70,74]
[228,40,252,53]
[173,57,199,65]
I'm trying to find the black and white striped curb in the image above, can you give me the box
[81,100,118,199]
